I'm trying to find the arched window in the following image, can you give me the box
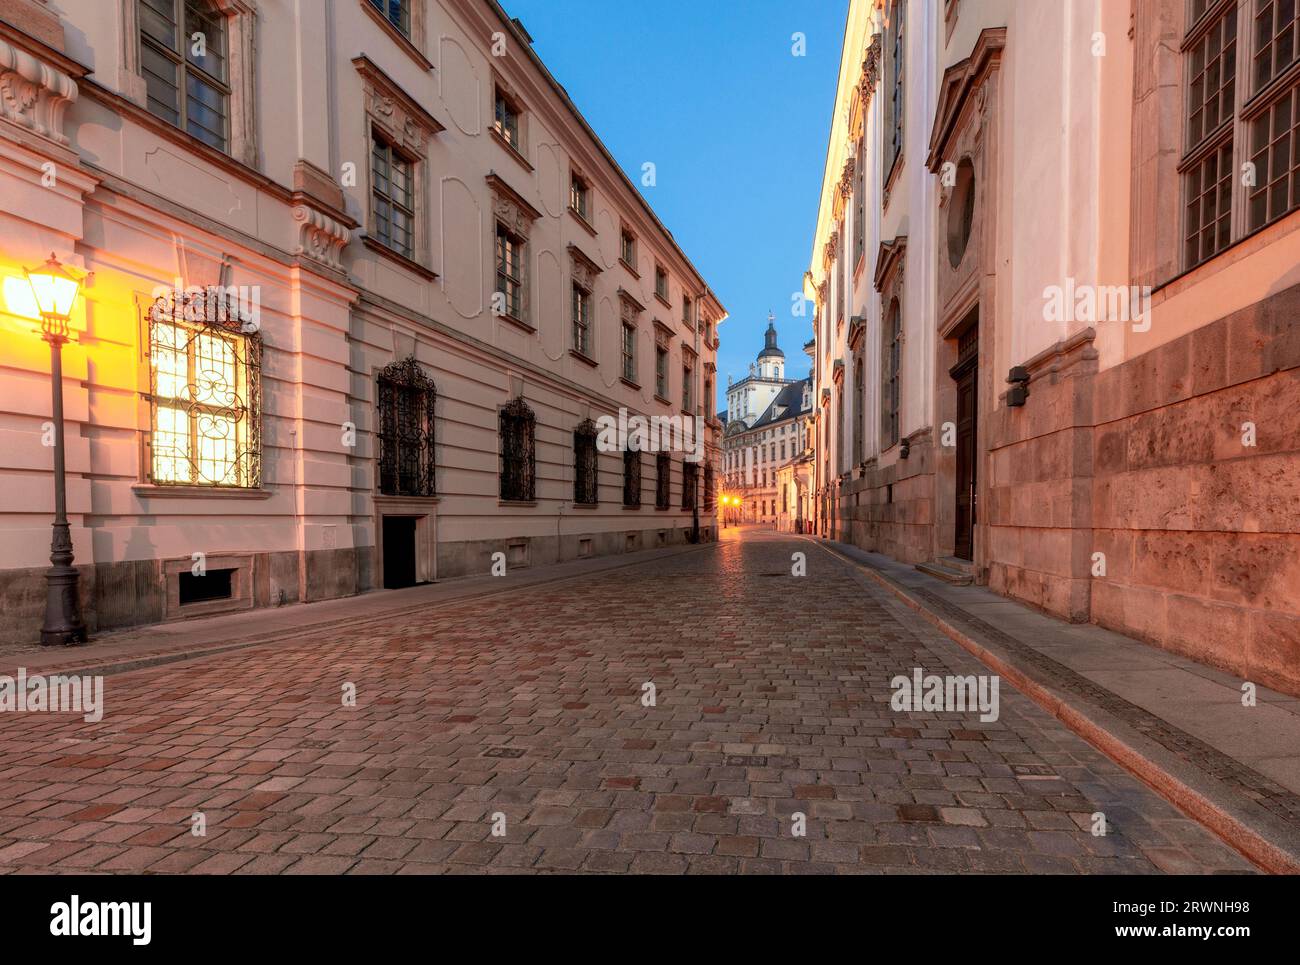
[140,0,231,151]
[573,419,598,505]
[499,397,536,501]
[377,357,436,497]
[147,288,261,487]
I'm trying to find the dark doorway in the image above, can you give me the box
[951,320,979,561]
[382,516,417,589]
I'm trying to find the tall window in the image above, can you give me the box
[655,265,669,300]
[569,173,590,220]
[1183,0,1300,267]
[499,397,535,501]
[495,222,526,320]
[682,295,692,326]
[372,133,415,259]
[621,323,636,381]
[854,139,866,262]
[681,461,698,510]
[620,228,637,267]
[704,376,713,419]
[852,357,864,466]
[682,358,693,411]
[571,280,591,355]
[885,299,902,447]
[147,289,260,487]
[367,0,410,35]
[140,0,230,151]
[884,0,906,179]
[494,86,521,150]
[655,345,669,398]
[573,419,598,505]
[655,452,671,509]
[623,449,641,507]
[377,357,436,497]
[704,466,716,511]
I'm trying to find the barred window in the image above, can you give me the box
[623,448,641,507]
[655,452,671,510]
[140,0,230,151]
[573,419,598,505]
[681,461,698,510]
[704,466,716,511]
[499,397,535,501]
[884,298,902,447]
[367,0,410,35]
[372,133,415,259]
[571,281,592,355]
[1183,0,1300,268]
[147,290,260,487]
[495,222,526,321]
[377,356,436,497]
[621,323,636,382]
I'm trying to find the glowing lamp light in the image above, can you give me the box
[23,253,84,339]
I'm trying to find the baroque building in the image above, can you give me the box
[0,0,723,644]
[722,318,812,527]
[808,0,1300,695]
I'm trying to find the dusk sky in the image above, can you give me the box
[501,0,850,407]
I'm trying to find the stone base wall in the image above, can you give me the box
[836,435,935,564]
[0,523,717,646]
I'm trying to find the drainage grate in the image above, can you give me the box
[482,746,526,759]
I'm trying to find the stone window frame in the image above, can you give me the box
[882,0,906,203]
[618,289,643,386]
[492,74,530,168]
[354,55,443,278]
[358,0,432,70]
[568,243,601,363]
[874,236,907,451]
[120,0,258,167]
[489,173,542,328]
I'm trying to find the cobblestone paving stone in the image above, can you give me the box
[0,529,1258,874]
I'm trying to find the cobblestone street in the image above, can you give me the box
[0,528,1256,874]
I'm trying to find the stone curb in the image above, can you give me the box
[807,538,1300,875]
[11,542,716,681]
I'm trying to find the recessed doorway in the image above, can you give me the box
[382,515,418,589]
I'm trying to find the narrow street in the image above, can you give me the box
[0,528,1253,874]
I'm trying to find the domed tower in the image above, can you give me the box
[757,313,785,380]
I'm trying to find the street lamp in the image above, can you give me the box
[24,253,87,646]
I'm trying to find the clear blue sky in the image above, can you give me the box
[501,0,849,409]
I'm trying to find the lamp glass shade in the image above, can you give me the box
[25,255,81,320]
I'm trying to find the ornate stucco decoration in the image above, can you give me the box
[353,55,444,158]
[568,243,601,290]
[487,172,542,239]
[292,204,352,271]
[619,289,644,328]
[0,35,77,145]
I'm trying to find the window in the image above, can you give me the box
[147,289,260,487]
[681,461,698,510]
[655,452,671,509]
[573,419,598,505]
[499,397,535,501]
[655,265,669,300]
[495,221,527,320]
[367,0,410,35]
[621,323,637,382]
[655,345,669,398]
[623,449,641,507]
[371,133,415,259]
[569,172,590,221]
[704,376,713,419]
[140,0,230,151]
[852,357,864,466]
[885,298,902,447]
[1183,0,1300,267]
[377,356,436,497]
[682,359,693,411]
[854,138,866,263]
[682,295,692,326]
[494,85,521,150]
[620,227,637,268]
[704,466,715,511]
[571,281,592,355]
[884,0,905,179]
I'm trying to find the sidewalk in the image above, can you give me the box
[810,537,1300,874]
[0,541,715,679]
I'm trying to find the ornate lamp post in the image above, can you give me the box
[25,254,87,646]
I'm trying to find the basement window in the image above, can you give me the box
[178,567,235,606]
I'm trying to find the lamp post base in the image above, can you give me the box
[40,563,86,647]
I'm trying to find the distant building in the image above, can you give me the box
[722,319,812,526]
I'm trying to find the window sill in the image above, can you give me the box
[619,258,640,279]
[491,128,533,172]
[571,501,598,509]
[654,393,672,406]
[569,348,598,367]
[497,311,536,333]
[358,0,434,71]
[373,493,440,506]
[568,207,597,236]
[362,235,438,280]
[622,504,642,511]
[654,292,671,309]
[619,377,640,390]
[133,484,272,499]
[499,499,538,507]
